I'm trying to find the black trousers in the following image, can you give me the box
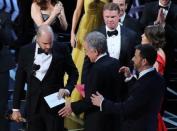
[27,98,64,131]
[0,71,9,131]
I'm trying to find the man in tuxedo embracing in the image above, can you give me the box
[91,44,166,131]
[12,25,78,131]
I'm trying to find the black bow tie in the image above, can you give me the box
[107,30,118,37]
[158,5,169,10]
[38,48,49,55]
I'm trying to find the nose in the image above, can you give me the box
[141,34,144,38]
[46,44,51,49]
[132,56,135,62]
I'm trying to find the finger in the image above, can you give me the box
[119,67,125,73]
[58,110,66,116]
[96,91,101,96]
[90,96,95,100]
[91,94,97,97]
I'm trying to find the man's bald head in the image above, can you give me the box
[36,25,54,42]
[36,25,54,53]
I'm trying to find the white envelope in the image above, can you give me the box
[44,92,66,108]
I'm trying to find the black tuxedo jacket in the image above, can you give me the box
[13,42,78,114]
[102,70,166,131]
[72,55,125,131]
[140,1,177,71]
[96,25,137,67]
[123,14,143,36]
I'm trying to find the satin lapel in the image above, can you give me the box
[120,26,126,59]
[103,26,107,37]
[166,3,175,21]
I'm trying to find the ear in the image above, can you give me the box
[125,3,128,10]
[94,49,99,56]
[142,58,148,66]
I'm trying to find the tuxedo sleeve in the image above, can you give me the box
[101,78,165,117]
[13,48,27,109]
[63,45,78,93]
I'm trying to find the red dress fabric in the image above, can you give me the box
[157,113,167,131]
[156,54,166,75]
[156,53,167,131]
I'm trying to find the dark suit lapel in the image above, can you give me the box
[166,3,175,22]
[27,43,36,76]
[123,15,129,26]
[119,26,126,60]
[138,70,156,81]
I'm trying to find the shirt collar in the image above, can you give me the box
[120,13,126,24]
[95,53,107,62]
[139,67,155,79]
[106,24,120,32]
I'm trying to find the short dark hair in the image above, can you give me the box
[135,44,157,66]
[125,0,130,4]
[144,24,166,49]
[103,2,120,13]
[33,0,58,10]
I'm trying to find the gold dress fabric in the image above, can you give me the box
[72,0,108,84]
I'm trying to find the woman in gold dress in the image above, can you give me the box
[70,0,110,103]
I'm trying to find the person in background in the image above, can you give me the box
[142,24,166,75]
[11,25,78,131]
[140,0,177,75]
[95,2,137,68]
[0,27,16,131]
[0,0,19,46]
[91,44,166,131]
[141,24,167,131]
[113,0,142,39]
[31,0,68,41]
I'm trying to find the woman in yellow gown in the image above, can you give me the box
[70,0,110,104]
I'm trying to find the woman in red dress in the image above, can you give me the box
[141,24,167,131]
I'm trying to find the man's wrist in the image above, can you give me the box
[100,98,104,111]
[65,89,70,95]
[12,109,20,112]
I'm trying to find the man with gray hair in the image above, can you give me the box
[59,31,124,131]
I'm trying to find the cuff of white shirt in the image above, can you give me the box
[65,89,70,95]
[125,75,134,82]
[12,109,20,112]
[100,98,104,111]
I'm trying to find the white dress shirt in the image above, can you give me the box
[95,53,107,62]
[34,44,52,81]
[119,13,126,25]
[106,25,121,60]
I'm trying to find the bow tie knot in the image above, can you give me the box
[107,30,118,37]
[38,48,49,55]
[158,5,169,10]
